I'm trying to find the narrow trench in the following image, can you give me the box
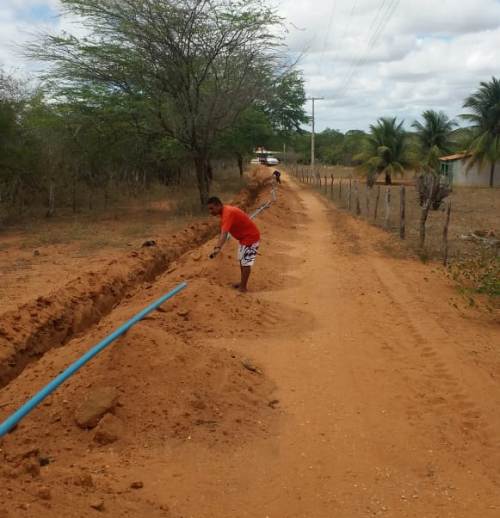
[0,181,268,392]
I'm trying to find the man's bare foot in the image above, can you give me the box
[238,286,248,293]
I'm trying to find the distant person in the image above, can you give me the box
[273,170,281,184]
[207,197,260,293]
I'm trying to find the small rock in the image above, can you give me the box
[24,461,40,478]
[191,251,202,262]
[75,387,119,429]
[268,399,280,409]
[37,487,51,501]
[142,240,157,248]
[177,310,190,318]
[190,399,206,410]
[90,499,105,512]
[38,457,50,467]
[130,481,144,490]
[73,473,94,488]
[241,359,262,374]
[93,414,124,445]
[33,250,40,257]
[20,448,40,460]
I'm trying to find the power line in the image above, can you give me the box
[338,0,401,97]
[320,0,338,60]
[341,0,359,42]
[336,0,390,94]
[368,0,390,33]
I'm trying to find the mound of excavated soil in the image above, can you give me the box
[0,170,302,518]
[0,170,270,389]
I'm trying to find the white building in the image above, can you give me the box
[440,153,499,187]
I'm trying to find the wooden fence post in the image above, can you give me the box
[355,181,361,215]
[348,179,352,210]
[399,185,406,239]
[324,176,328,194]
[365,185,370,216]
[384,186,391,229]
[443,201,452,266]
[419,176,435,250]
[374,185,381,220]
[330,175,334,197]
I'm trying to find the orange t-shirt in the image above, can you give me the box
[221,205,260,245]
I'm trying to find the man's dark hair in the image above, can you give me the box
[207,196,223,205]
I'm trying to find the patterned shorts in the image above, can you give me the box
[238,241,260,267]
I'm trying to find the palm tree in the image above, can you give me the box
[462,77,500,188]
[412,110,457,171]
[357,117,412,186]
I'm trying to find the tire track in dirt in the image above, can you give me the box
[1,175,500,517]
[324,198,500,488]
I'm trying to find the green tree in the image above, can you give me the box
[263,70,308,135]
[28,0,287,205]
[0,72,42,212]
[217,107,273,176]
[412,110,457,171]
[357,117,412,186]
[462,77,500,187]
[315,128,344,164]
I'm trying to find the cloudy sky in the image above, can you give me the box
[2,0,500,131]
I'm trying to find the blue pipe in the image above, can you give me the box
[0,281,188,438]
[250,201,271,220]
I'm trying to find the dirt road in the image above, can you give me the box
[1,174,499,517]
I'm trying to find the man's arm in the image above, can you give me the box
[210,231,229,258]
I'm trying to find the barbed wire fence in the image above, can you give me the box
[288,164,478,267]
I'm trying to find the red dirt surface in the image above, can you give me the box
[0,171,499,517]
[0,170,268,388]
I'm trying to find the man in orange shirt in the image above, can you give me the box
[207,197,260,293]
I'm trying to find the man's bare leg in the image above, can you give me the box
[239,265,251,292]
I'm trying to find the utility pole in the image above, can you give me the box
[307,97,324,176]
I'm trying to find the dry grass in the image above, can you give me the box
[0,164,249,313]
[4,165,247,250]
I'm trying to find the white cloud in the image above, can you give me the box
[275,0,500,130]
[3,0,500,131]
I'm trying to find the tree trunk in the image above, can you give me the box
[490,161,496,188]
[237,153,244,176]
[72,170,77,214]
[194,155,210,206]
[46,181,55,218]
[206,160,213,185]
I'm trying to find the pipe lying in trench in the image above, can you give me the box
[0,281,188,438]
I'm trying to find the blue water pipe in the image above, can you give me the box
[0,281,188,438]
[250,201,271,220]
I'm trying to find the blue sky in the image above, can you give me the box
[2,0,500,132]
[24,4,57,22]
